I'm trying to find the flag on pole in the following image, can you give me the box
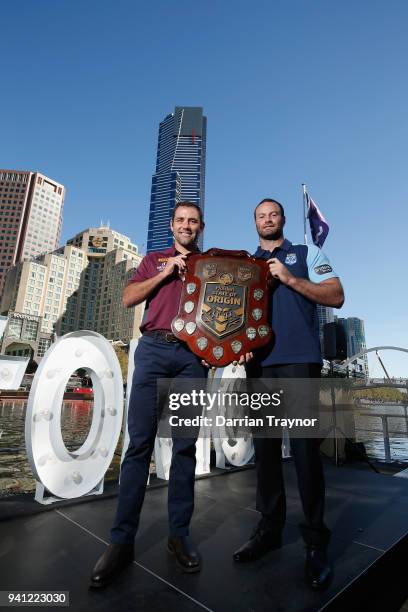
[306,191,329,248]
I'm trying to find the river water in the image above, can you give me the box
[1,399,408,497]
[0,399,122,497]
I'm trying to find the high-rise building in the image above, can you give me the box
[147,106,207,252]
[1,245,88,359]
[0,226,144,361]
[317,305,334,352]
[0,170,65,298]
[65,226,141,333]
[336,316,369,377]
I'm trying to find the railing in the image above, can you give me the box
[357,406,408,463]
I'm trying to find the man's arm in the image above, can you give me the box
[286,276,344,307]
[123,254,187,308]
[267,259,344,308]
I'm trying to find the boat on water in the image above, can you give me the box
[0,386,94,401]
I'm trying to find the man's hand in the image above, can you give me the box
[267,258,344,307]
[161,255,187,279]
[123,255,187,307]
[238,352,253,365]
[267,258,294,285]
[200,352,253,369]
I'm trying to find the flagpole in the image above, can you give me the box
[302,183,308,245]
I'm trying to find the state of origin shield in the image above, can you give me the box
[171,248,273,367]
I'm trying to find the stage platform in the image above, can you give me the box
[1,461,407,611]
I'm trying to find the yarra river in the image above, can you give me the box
[1,399,408,497]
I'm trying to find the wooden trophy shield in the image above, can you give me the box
[171,248,273,366]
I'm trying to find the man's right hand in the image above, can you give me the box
[161,255,187,279]
[123,254,187,307]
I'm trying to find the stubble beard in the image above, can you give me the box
[174,230,198,250]
[258,227,283,241]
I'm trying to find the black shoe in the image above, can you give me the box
[305,545,333,590]
[90,543,134,588]
[233,522,282,563]
[167,536,201,573]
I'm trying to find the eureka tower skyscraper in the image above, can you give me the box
[147,106,207,252]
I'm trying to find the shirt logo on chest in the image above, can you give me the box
[285,253,297,265]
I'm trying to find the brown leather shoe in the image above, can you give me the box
[233,523,282,562]
[167,536,201,573]
[90,543,134,588]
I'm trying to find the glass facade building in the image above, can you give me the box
[337,316,369,377]
[147,106,207,252]
[317,305,334,352]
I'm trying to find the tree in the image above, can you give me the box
[113,345,128,382]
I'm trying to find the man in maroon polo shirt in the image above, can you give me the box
[91,202,207,588]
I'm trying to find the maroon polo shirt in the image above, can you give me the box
[128,246,183,333]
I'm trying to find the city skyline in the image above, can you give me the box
[0,169,377,374]
[1,1,407,377]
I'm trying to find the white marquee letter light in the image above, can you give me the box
[0,315,7,340]
[0,355,29,390]
[25,331,124,501]
[217,364,254,468]
[120,338,138,467]
[0,315,30,391]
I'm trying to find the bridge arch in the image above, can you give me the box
[342,346,408,367]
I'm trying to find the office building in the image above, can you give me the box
[65,226,142,334]
[147,106,207,251]
[1,245,87,360]
[337,316,369,377]
[1,226,144,361]
[0,170,65,298]
[317,305,334,353]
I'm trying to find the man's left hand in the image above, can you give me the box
[238,352,253,365]
[201,352,253,369]
[267,258,294,285]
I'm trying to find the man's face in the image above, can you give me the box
[170,206,203,247]
[255,201,285,240]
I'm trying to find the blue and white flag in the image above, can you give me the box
[306,192,329,248]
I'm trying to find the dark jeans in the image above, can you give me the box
[110,334,207,544]
[249,362,331,547]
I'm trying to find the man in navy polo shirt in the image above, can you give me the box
[91,202,207,588]
[233,198,344,590]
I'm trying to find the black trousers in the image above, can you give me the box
[250,362,331,547]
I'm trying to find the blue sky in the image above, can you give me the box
[1,0,408,376]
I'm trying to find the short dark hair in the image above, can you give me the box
[254,198,285,219]
[172,201,203,224]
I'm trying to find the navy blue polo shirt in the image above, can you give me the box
[254,239,338,366]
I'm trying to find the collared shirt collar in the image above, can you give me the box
[254,238,292,258]
[171,243,202,256]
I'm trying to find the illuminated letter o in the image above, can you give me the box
[25,331,123,499]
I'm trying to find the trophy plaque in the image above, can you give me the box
[171,248,273,366]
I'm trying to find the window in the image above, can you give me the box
[8,319,23,338]
[23,320,39,342]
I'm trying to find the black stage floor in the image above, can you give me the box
[1,461,408,612]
